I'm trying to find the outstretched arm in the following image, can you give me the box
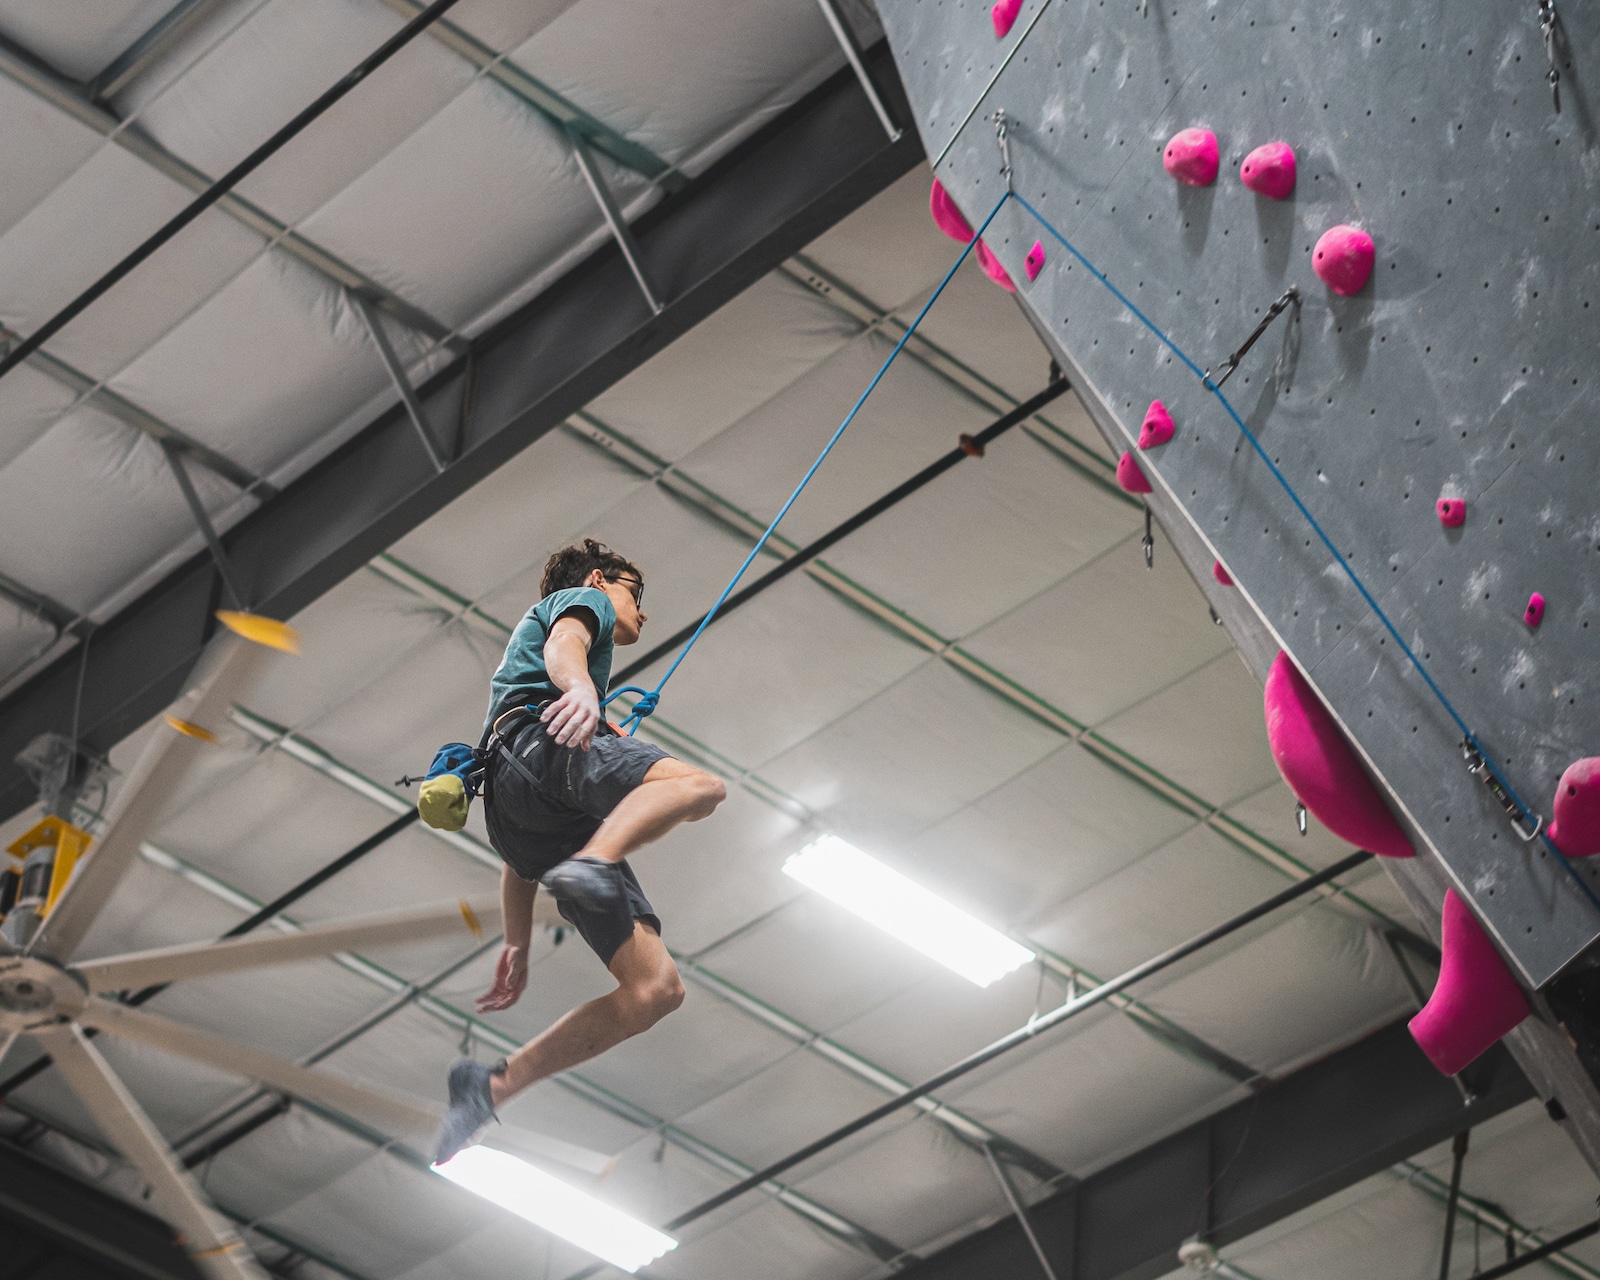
[477,866,536,1012]
[541,615,600,749]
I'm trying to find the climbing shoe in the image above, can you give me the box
[432,1057,505,1166]
[541,856,627,916]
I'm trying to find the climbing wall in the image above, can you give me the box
[879,0,1600,1162]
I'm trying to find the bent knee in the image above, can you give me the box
[686,772,726,819]
[622,976,684,1031]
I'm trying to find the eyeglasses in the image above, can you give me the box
[608,574,644,608]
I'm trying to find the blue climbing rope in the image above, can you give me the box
[1006,190,1600,913]
[605,193,1013,736]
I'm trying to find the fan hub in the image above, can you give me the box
[0,956,85,1030]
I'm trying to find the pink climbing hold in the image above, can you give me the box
[929,178,975,244]
[1263,652,1415,858]
[974,240,1016,292]
[1024,240,1046,282]
[1436,497,1466,528]
[1115,451,1152,494]
[1312,225,1375,296]
[1162,127,1220,187]
[1138,400,1175,449]
[1549,758,1600,857]
[1212,560,1233,587]
[992,0,1023,38]
[1409,889,1530,1077]
[1524,592,1546,628]
[1239,141,1296,200]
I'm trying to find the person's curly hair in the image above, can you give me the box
[539,538,642,600]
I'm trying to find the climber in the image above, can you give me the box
[434,539,726,1164]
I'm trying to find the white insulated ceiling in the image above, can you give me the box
[0,2,1510,1277]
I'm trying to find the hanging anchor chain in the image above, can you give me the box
[993,108,1015,193]
[1539,0,1562,113]
[1462,739,1544,842]
[1204,287,1301,389]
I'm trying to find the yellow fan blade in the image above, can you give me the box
[163,715,220,744]
[215,611,300,654]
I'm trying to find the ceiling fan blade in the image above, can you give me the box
[77,997,442,1141]
[72,894,503,993]
[29,636,273,964]
[35,1022,269,1280]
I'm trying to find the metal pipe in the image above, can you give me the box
[1438,1129,1471,1280]
[657,849,1373,1235]
[983,1143,1061,1280]
[0,0,465,385]
[814,0,901,142]
[567,128,663,315]
[352,296,445,472]
[614,377,1071,682]
[1474,1222,1600,1280]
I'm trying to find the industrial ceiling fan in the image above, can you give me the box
[0,618,610,1280]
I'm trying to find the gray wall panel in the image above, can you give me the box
[882,0,1600,986]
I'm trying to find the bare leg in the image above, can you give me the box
[579,757,725,865]
[491,921,683,1107]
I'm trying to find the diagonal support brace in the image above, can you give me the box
[568,127,664,316]
[984,1142,1062,1280]
[815,0,901,143]
[162,443,245,610]
[352,294,446,473]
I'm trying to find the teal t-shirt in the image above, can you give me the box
[484,587,617,730]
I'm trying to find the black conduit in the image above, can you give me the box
[611,376,1074,687]
[0,0,464,386]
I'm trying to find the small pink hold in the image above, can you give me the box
[991,0,1023,38]
[1024,240,1046,282]
[929,178,975,244]
[1549,758,1600,857]
[1213,560,1233,587]
[1524,592,1545,628]
[1263,652,1415,858]
[1239,141,1296,199]
[1409,889,1529,1076]
[1137,400,1175,449]
[1436,498,1466,528]
[1115,451,1152,494]
[1162,127,1219,187]
[1312,225,1375,296]
[974,240,1016,292]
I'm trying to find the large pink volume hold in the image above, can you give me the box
[1312,225,1375,296]
[929,179,975,243]
[1163,128,1219,187]
[1549,757,1600,857]
[1263,653,1414,857]
[1409,890,1530,1076]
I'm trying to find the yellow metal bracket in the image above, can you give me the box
[6,816,93,916]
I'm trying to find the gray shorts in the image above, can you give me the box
[484,717,668,964]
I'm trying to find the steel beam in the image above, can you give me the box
[0,45,923,821]
[892,1022,1533,1280]
[86,0,231,103]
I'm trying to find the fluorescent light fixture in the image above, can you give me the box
[783,836,1034,986]
[434,1146,676,1272]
